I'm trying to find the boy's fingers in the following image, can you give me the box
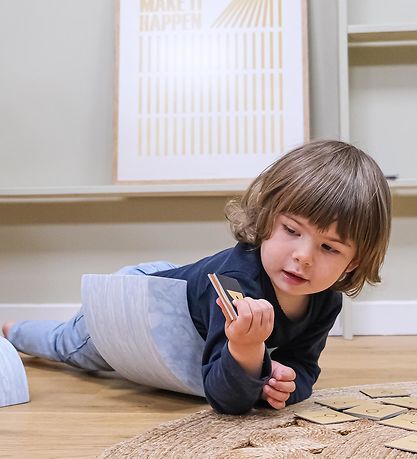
[233,297,273,326]
[272,363,296,381]
[258,299,275,318]
[232,297,254,323]
[266,397,286,410]
[263,385,290,404]
[268,379,296,394]
[280,367,296,381]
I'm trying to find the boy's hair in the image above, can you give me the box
[225,139,392,296]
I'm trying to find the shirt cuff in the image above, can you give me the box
[222,342,272,385]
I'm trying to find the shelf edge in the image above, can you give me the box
[0,180,416,201]
[0,183,251,201]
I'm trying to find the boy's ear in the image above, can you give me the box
[345,260,359,273]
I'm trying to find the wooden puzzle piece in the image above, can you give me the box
[208,273,244,321]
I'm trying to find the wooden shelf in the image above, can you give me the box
[0,179,415,202]
[388,179,417,188]
[0,182,251,202]
[388,179,417,195]
[348,24,417,46]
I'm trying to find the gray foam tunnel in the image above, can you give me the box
[0,336,30,407]
[82,274,205,397]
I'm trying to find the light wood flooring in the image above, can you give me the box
[1,336,416,458]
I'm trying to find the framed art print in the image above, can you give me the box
[113,0,309,184]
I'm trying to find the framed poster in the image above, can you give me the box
[113,0,309,184]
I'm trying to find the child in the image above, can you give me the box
[3,140,391,415]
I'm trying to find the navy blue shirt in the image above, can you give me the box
[152,242,342,414]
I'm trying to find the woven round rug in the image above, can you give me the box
[100,381,417,458]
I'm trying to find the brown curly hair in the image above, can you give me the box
[225,140,392,296]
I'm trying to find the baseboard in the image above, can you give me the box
[0,301,416,336]
[329,300,417,336]
[349,300,417,335]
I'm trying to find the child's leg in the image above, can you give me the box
[4,260,179,372]
[114,260,179,275]
[7,306,112,371]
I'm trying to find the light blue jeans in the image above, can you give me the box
[8,261,179,371]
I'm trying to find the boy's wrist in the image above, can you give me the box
[228,340,266,378]
[228,339,265,354]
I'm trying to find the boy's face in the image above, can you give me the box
[260,214,358,302]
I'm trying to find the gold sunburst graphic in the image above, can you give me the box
[212,0,281,28]
[135,0,284,160]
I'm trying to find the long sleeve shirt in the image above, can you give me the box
[151,242,342,414]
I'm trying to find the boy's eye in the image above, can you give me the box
[284,225,298,235]
[322,243,338,253]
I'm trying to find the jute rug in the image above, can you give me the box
[100,381,417,458]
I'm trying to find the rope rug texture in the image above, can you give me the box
[100,381,417,458]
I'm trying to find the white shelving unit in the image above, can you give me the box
[348,23,417,47]
[339,1,417,139]
[338,0,417,339]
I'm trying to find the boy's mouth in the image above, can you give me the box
[282,270,308,283]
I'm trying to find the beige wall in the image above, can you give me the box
[0,197,234,303]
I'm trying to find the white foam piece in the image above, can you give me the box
[82,274,205,396]
[0,337,30,407]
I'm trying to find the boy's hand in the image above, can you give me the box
[262,360,296,409]
[216,296,274,346]
[216,296,274,378]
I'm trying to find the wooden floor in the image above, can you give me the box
[1,336,417,458]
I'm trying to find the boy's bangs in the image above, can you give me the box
[276,179,359,242]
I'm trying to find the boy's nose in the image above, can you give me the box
[293,243,313,266]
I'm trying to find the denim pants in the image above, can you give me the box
[8,261,179,371]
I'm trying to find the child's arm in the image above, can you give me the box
[200,295,275,415]
[268,295,342,405]
[216,296,274,378]
[269,340,323,404]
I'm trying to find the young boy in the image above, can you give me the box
[3,140,391,415]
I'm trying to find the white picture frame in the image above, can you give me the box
[113,0,309,185]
